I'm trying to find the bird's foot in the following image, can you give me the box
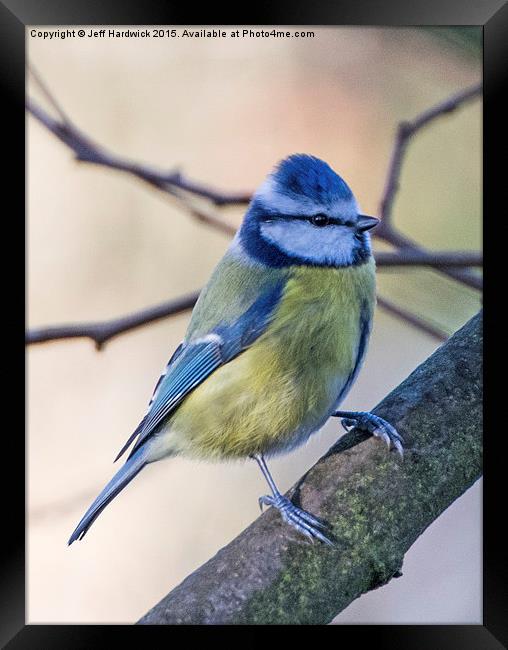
[334,410,404,458]
[258,493,334,546]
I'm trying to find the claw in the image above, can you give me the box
[258,495,273,511]
[294,508,328,530]
[336,411,405,458]
[341,417,356,431]
[393,438,404,458]
[258,494,335,546]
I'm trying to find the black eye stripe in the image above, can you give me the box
[309,215,354,227]
[262,212,355,227]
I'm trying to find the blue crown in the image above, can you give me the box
[272,154,353,205]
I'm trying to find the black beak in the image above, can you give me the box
[357,215,380,232]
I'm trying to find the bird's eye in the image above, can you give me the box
[310,214,330,227]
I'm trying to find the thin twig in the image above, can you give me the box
[28,64,73,127]
[374,250,481,268]
[376,82,482,291]
[375,228,482,289]
[170,189,238,236]
[25,246,481,349]
[26,292,199,350]
[376,296,448,341]
[379,82,482,225]
[27,68,250,205]
[26,280,450,350]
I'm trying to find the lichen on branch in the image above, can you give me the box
[139,311,482,625]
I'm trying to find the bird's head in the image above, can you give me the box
[237,154,378,268]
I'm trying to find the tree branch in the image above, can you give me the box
[26,250,479,348]
[374,250,481,268]
[379,83,482,226]
[138,311,482,625]
[26,71,482,345]
[27,98,241,232]
[27,248,475,351]
[28,66,251,207]
[26,292,199,350]
[376,227,483,290]
[376,296,448,341]
[377,82,482,291]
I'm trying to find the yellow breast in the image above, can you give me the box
[167,260,376,460]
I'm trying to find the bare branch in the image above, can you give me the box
[27,247,477,350]
[374,250,481,268]
[27,95,242,235]
[28,64,73,127]
[376,82,482,291]
[26,291,447,349]
[379,82,482,225]
[408,83,482,133]
[169,190,237,236]
[26,292,199,350]
[376,297,447,341]
[376,228,482,290]
[27,69,250,206]
[27,97,246,204]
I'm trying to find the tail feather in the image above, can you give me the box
[68,448,147,545]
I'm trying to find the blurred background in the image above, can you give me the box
[27,26,482,624]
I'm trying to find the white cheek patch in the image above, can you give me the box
[255,176,359,221]
[260,220,358,266]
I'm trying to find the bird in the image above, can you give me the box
[68,154,403,547]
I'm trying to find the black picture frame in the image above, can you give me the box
[6,0,502,646]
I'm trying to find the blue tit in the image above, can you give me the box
[69,154,403,546]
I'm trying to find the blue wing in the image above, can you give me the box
[115,279,286,461]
